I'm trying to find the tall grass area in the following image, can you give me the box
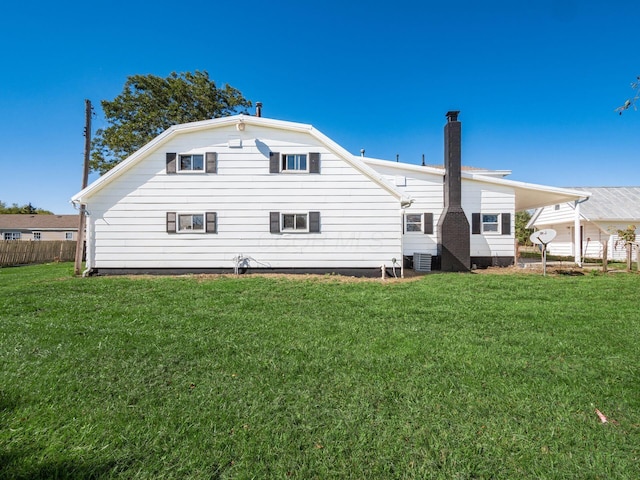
[1,264,638,479]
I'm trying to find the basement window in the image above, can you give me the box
[178,154,204,172]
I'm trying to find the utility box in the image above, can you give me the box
[413,253,432,272]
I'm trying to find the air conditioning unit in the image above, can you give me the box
[413,252,432,272]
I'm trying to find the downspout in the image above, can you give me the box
[82,218,93,276]
[400,199,414,278]
[77,202,93,277]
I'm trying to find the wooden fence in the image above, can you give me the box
[0,241,79,267]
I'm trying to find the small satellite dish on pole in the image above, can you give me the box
[529,229,557,276]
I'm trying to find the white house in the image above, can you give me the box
[528,187,640,262]
[71,112,587,276]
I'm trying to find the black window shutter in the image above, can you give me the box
[309,211,320,233]
[309,152,320,174]
[472,213,481,234]
[206,152,217,173]
[423,213,433,234]
[206,212,217,233]
[269,152,280,173]
[166,212,176,233]
[501,212,511,235]
[270,212,280,233]
[166,153,177,174]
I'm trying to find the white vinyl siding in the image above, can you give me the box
[84,125,401,270]
[463,184,514,258]
[370,162,516,259]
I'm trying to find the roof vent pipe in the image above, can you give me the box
[360,149,365,157]
[256,102,263,117]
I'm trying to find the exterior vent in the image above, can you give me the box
[413,252,432,272]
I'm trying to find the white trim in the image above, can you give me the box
[281,212,310,233]
[481,213,501,234]
[177,153,205,173]
[176,212,206,234]
[281,154,309,173]
[363,156,591,211]
[404,213,423,233]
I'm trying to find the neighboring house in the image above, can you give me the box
[528,187,640,262]
[71,112,586,276]
[0,214,79,241]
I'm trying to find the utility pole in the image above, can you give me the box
[74,99,92,275]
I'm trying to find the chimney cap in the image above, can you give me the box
[446,110,460,122]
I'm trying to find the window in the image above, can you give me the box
[33,232,41,241]
[4,232,21,240]
[471,212,511,235]
[179,154,204,172]
[554,204,560,211]
[282,213,308,232]
[167,152,217,174]
[482,214,499,233]
[282,154,307,172]
[178,214,204,232]
[65,232,73,240]
[270,152,320,174]
[404,213,433,234]
[270,211,321,233]
[405,214,423,232]
[167,212,217,234]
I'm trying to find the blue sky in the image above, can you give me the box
[1,0,638,214]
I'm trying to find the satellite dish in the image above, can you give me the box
[530,229,557,245]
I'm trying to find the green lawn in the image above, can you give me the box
[1,264,638,479]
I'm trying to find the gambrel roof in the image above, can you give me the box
[72,115,412,206]
[72,114,589,212]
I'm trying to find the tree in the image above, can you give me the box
[90,71,252,174]
[0,201,52,214]
[515,210,534,246]
[615,76,640,114]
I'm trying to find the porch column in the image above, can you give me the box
[574,200,582,266]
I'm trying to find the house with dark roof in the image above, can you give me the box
[0,214,79,241]
[527,187,640,262]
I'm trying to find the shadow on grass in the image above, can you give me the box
[0,451,132,480]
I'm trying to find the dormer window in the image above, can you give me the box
[179,154,204,172]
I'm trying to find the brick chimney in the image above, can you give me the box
[437,111,470,271]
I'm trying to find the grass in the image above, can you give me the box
[1,263,639,479]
